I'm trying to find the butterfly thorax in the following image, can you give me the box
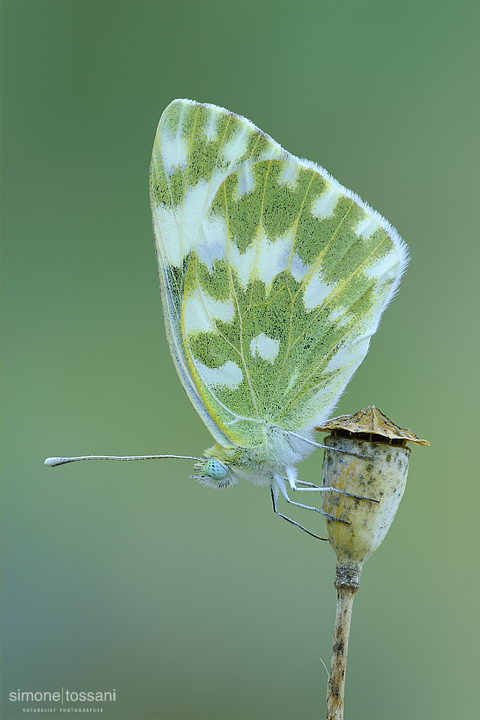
[194,425,316,489]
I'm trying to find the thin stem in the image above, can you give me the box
[326,564,362,720]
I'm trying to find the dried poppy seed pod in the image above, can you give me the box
[316,407,429,720]
[318,406,429,574]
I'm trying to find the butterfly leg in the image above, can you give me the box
[295,480,321,488]
[286,468,378,504]
[270,487,328,541]
[276,473,350,523]
[295,485,379,503]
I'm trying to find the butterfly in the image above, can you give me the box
[46,99,409,539]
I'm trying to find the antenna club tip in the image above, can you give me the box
[45,457,64,467]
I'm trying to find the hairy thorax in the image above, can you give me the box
[196,424,316,488]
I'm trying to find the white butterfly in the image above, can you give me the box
[46,100,408,539]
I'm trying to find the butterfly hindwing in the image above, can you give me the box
[150,99,408,450]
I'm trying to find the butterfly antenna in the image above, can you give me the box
[45,454,202,467]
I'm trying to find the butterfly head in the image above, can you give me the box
[190,435,300,490]
[192,456,236,489]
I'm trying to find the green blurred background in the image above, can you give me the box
[1,2,478,719]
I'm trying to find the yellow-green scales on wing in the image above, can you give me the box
[149,99,408,494]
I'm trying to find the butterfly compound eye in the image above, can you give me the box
[205,459,228,480]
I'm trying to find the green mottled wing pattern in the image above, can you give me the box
[150,99,408,450]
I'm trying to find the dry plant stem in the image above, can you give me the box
[326,565,362,720]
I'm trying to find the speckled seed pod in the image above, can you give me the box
[318,406,429,575]
[321,435,410,572]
